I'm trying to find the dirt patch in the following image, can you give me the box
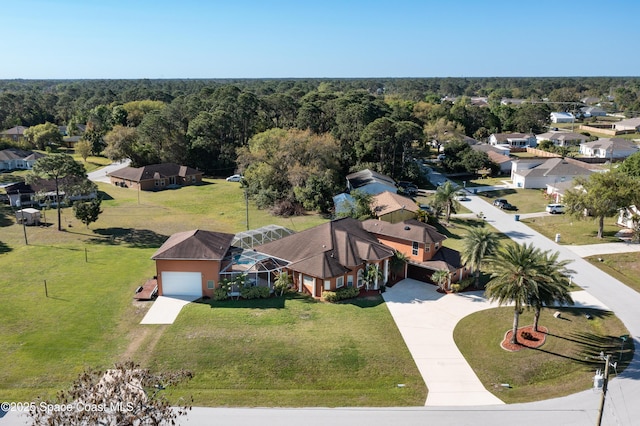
[501,325,548,352]
[121,325,167,364]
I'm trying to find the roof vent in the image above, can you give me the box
[404,226,410,231]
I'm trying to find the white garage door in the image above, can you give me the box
[161,271,202,298]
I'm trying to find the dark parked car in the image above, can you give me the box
[500,202,518,211]
[492,198,507,207]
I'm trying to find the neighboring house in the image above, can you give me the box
[4,180,96,208]
[152,229,235,298]
[535,132,588,147]
[614,117,640,132]
[107,163,203,191]
[579,138,639,159]
[256,217,395,297]
[361,219,468,289]
[0,148,46,171]
[471,144,512,174]
[581,96,601,105]
[346,169,397,196]
[489,133,536,148]
[371,191,419,223]
[501,98,527,105]
[1,125,28,142]
[550,112,575,123]
[545,180,578,203]
[580,106,606,118]
[618,205,640,229]
[511,157,594,189]
[332,193,355,216]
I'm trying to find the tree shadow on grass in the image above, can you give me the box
[0,240,12,255]
[480,189,518,198]
[0,206,14,227]
[196,295,286,310]
[89,228,168,248]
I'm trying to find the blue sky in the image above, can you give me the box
[2,0,638,79]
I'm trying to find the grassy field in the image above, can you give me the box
[585,253,640,294]
[454,307,633,403]
[522,214,622,245]
[478,188,549,214]
[148,295,425,407]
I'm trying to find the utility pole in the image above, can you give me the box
[596,354,613,426]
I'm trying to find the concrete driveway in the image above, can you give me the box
[87,159,130,183]
[140,295,197,324]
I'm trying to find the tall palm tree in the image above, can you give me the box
[389,250,408,281]
[431,269,451,292]
[433,181,461,223]
[461,227,500,289]
[485,243,547,345]
[529,250,575,331]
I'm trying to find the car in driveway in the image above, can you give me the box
[226,174,243,182]
[492,198,507,207]
[500,202,518,211]
[546,203,565,214]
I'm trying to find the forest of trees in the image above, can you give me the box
[2,77,640,213]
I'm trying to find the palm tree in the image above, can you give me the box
[363,264,383,290]
[460,227,500,289]
[431,269,451,292]
[485,243,547,345]
[529,251,575,332]
[389,250,408,281]
[433,181,461,223]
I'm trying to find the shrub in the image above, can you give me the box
[450,277,474,293]
[240,286,270,299]
[212,287,229,301]
[322,286,360,303]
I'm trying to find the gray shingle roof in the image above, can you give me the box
[152,229,234,260]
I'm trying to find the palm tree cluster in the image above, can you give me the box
[484,243,575,344]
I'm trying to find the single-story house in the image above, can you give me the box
[501,98,527,105]
[614,117,640,132]
[1,126,28,142]
[536,132,588,147]
[0,148,46,171]
[471,144,512,174]
[545,180,578,203]
[256,217,395,297]
[371,191,419,223]
[4,180,96,208]
[489,133,537,148]
[107,163,203,191]
[361,219,469,289]
[580,106,606,118]
[346,169,397,195]
[579,138,639,159]
[581,97,601,105]
[618,205,640,229]
[550,112,575,123]
[511,157,594,189]
[152,229,235,298]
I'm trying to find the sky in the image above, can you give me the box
[1,0,639,79]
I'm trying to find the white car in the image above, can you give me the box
[546,204,565,214]
[226,174,242,182]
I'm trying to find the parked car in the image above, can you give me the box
[492,198,507,207]
[500,202,518,211]
[456,191,470,201]
[226,174,242,182]
[546,203,565,214]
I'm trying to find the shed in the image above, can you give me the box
[16,208,41,225]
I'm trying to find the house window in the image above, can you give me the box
[412,241,419,256]
[207,280,215,289]
[357,269,364,287]
[324,280,331,290]
[336,276,344,288]
[347,275,354,287]
[303,275,314,287]
[425,245,430,253]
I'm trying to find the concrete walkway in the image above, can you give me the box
[140,295,197,324]
[565,241,640,257]
[383,279,609,407]
[87,159,130,183]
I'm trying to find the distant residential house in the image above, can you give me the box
[550,112,575,123]
[581,96,601,105]
[107,163,203,191]
[345,168,397,196]
[0,148,46,171]
[511,157,594,189]
[580,106,606,118]
[535,132,588,147]
[614,117,640,132]
[371,191,419,223]
[501,98,527,105]
[545,179,578,203]
[579,138,639,159]
[489,133,536,148]
[4,179,96,208]
[361,219,469,289]
[1,125,28,142]
[471,144,512,174]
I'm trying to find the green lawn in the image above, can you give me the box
[585,253,640,293]
[479,189,549,214]
[454,307,633,403]
[522,215,622,245]
[148,295,425,407]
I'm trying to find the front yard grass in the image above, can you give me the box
[479,189,549,214]
[146,294,426,407]
[521,215,622,245]
[454,307,633,403]
[585,253,640,294]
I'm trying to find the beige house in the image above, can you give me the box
[371,191,419,223]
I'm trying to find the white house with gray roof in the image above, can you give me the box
[511,157,594,189]
[489,133,536,148]
[579,138,639,159]
[536,131,588,147]
[614,117,640,132]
